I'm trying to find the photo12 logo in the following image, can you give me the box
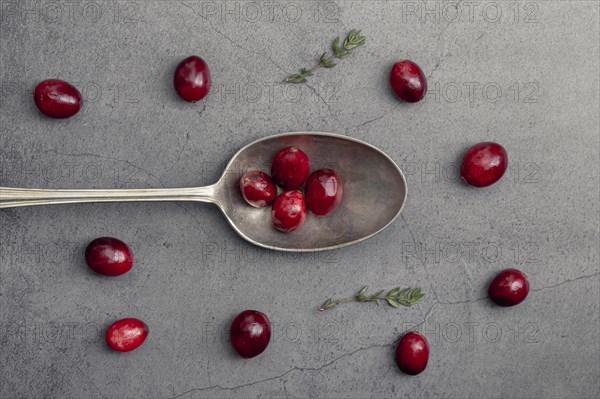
[209,80,341,104]
[424,81,540,104]
[401,161,551,185]
[0,141,154,187]
[184,1,341,24]
[0,239,81,265]
[0,1,144,24]
[0,320,102,349]
[400,241,540,265]
[1,157,143,186]
[1,81,140,105]
[399,1,540,24]
[401,320,540,344]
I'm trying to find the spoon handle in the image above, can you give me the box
[0,186,216,209]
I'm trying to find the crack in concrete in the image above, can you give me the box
[195,102,207,121]
[346,2,465,133]
[65,357,106,399]
[304,81,336,117]
[6,308,106,398]
[427,0,462,80]
[412,301,440,330]
[346,112,388,132]
[400,214,440,302]
[169,342,390,398]
[166,269,599,399]
[179,1,345,119]
[530,271,600,292]
[42,150,164,186]
[437,297,488,306]
[40,150,212,239]
[180,1,289,76]
[427,57,444,81]
[419,271,600,309]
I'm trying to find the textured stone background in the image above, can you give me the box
[1,1,599,398]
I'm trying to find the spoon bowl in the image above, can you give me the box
[0,132,407,252]
[209,132,406,251]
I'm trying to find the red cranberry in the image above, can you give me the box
[488,268,530,307]
[173,55,211,102]
[230,310,271,358]
[85,237,133,276]
[389,60,427,103]
[239,170,277,208]
[461,142,508,187]
[305,168,343,216]
[395,331,429,375]
[271,147,310,189]
[105,318,148,352]
[34,79,82,118]
[271,190,306,233]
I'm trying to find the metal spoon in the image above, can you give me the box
[0,132,407,251]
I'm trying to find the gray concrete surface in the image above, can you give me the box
[1,1,599,398]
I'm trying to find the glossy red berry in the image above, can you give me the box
[395,331,429,375]
[105,318,148,352]
[34,79,82,118]
[230,310,271,358]
[389,60,427,103]
[271,147,310,189]
[271,190,306,233]
[239,170,277,208]
[461,142,508,187]
[488,268,530,307]
[305,168,343,216]
[174,55,211,102]
[85,237,133,276]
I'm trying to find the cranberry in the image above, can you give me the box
[105,318,148,352]
[271,146,310,189]
[34,79,82,118]
[239,170,277,208]
[173,55,211,102]
[461,142,508,187]
[305,169,343,216]
[395,331,429,375]
[230,310,271,358]
[488,268,530,307]
[85,237,133,276]
[389,60,427,103]
[271,190,306,233]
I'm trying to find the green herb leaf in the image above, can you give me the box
[320,57,336,69]
[299,68,313,76]
[319,285,424,312]
[387,298,400,308]
[285,75,306,83]
[284,29,365,84]
[332,37,349,58]
[343,29,366,51]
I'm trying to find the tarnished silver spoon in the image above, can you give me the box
[0,132,407,251]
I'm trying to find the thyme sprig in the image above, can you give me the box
[320,286,424,312]
[284,29,366,83]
